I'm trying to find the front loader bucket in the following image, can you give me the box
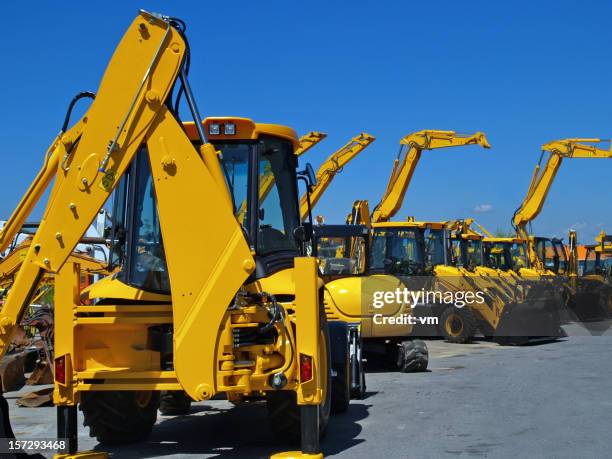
[493,288,564,345]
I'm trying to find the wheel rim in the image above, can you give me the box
[445,313,464,337]
[134,391,152,408]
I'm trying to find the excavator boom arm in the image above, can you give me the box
[300,133,375,219]
[371,130,490,223]
[295,131,327,157]
[513,138,612,236]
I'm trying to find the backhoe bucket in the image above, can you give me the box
[493,284,563,344]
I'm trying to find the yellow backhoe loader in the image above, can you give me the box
[0,11,351,459]
[506,137,612,328]
[512,138,612,273]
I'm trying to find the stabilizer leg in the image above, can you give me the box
[270,405,323,459]
[55,405,107,459]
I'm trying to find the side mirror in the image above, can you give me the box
[305,163,317,187]
[298,163,317,189]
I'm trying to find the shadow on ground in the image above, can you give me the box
[94,399,369,458]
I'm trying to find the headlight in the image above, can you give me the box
[208,123,220,135]
[224,122,236,135]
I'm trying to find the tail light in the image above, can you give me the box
[55,355,66,385]
[299,353,313,382]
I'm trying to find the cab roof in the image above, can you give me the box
[183,117,300,150]
[483,237,525,244]
[371,220,446,230]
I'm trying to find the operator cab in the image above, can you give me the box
[483,239,530,272]
[583,234,612,277]
[313,224,369,278]
[534,237,568,275]
[108,117,308,294]
[369,223,426,276]
[449,233,484,271]
[368,222,448,276]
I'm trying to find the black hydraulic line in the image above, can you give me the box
[61,92,95,133]
[169,17,191,117]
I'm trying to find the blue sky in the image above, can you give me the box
[1,1,611,243]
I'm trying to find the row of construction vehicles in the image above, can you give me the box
[0,9,610,459]
[305,131,612,347]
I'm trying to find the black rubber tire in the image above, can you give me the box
[328,321,350,414]
[350,339,366,400]
[440,307,478,344]
[159,390,192,415]
[80,391,159,445]
[397,339,429,372]
[266,308,332,444]
[351,353,366,399]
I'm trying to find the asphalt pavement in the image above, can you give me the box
[5,322,612,458]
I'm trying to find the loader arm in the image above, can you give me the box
[300,133,375,220]
[512,138,612,266]
[295,131,327,157]
[0,117,87,254]
[0,238,108,288]
[371,130,491,223]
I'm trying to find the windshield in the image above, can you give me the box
[484,242,512,270]
[424,228,446,272]
[316,235,367,276]
[509,242,529,271]
[552,239,568,275]
[535,238,567,274]
[370,227,423,275]
[112,148,170,293]
[465,240,483,267]
[583,248,597,275]
[217,143,250,226]
[451,238,483,268]
[215,136,300,256]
